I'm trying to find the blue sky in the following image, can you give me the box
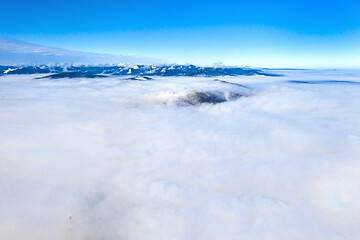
[1,0,360,67]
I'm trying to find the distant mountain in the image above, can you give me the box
[0,36,280,77]
[0,64,279,77]
[0,36,160,65]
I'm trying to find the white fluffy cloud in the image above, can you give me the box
[1,70,360,239]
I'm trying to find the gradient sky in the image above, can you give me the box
[1,0,360,67]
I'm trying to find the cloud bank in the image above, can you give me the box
[1,70,360,239]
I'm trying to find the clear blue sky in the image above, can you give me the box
[2,0,360,67]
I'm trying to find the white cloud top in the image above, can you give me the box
[1,70,360,239]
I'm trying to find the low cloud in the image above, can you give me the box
[1,71,360,239]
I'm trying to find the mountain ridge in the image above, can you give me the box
[0,64,279,77]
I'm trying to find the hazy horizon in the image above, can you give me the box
[2,0,360,68]
[1,34,360,69]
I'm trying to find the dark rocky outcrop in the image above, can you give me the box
[179,91,246,105]
[37,72,107,79]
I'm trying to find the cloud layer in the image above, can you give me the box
[1,70,360,239]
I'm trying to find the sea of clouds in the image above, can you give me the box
[1,70,360,240]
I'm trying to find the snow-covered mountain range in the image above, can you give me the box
[0,64,276,77]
